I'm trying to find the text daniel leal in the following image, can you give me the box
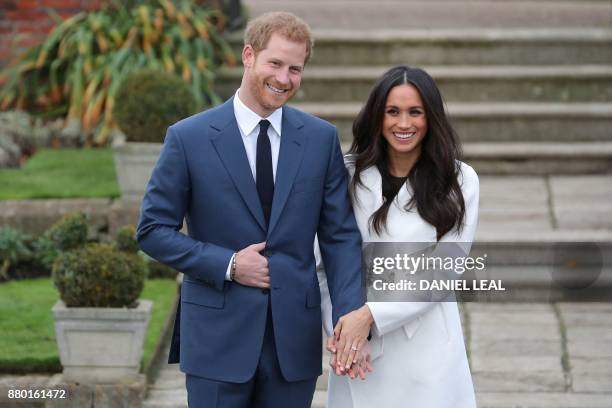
[372,279,505,291]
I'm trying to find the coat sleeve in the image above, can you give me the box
[368,163,480,337]
[136,126,233,291]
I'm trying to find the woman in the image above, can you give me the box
[317,66,479,407]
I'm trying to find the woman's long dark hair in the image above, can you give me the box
[349,66,465,240]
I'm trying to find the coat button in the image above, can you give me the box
[261,288,269,294]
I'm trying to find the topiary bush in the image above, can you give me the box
[113,69,197,143]
[23,213,89,277]
[52,243,148,307]
[115,225,140,253]
[46,212,88,252]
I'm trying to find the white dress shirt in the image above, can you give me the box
[233,89,282,181]
[226,90,283,279]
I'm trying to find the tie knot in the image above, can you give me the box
[259,120,270,133]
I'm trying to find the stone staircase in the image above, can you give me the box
[219,28,612,174]
[218,2,612,176]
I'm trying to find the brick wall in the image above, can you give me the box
[0,0,103,67]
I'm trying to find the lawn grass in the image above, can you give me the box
[0,148,119,200]
[0,277,177,374]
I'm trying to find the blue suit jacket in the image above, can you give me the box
[137,98,364,383]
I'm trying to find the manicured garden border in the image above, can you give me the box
[0,278,178,375]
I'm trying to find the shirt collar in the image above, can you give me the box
[234,89,282,137]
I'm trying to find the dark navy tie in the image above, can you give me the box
[256,120,273,225]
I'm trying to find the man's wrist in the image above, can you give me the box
[230,253,237,280]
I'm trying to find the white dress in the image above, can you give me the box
[317,161,479,408]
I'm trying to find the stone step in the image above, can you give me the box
[476,392,612,408]
[462,142,612,175]
[338,139,612,175]
[143,389,187,408]
[227,29,612,66]
[316,363,329,390]
[251,0,612,2]
[295,102,612,144]
[243,0,612,30]
[311,389,327,408]
[466,227,612,266]
[218,65,612,103]
[313,390,612,408]
[144,380,328,407]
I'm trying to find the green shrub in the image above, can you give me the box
[114,69,197,143]
[115,225,140,253]
[46,212,88,252]
[13,213,89,279]
[32,235,58,273]
[52,243,148,307]
[0,227,33,281]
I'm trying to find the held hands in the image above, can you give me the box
[330,305,374,375]
[233,242,270,288]
[327,336,373,380]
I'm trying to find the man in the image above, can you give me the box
[137,11,365,407]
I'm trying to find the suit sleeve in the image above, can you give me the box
[317,128,365,327]
[136,126,233,291]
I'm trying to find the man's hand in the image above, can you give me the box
[233,242,270,288]
[334,305,373,372]
[348,342,373,380]
[327,336,373,380]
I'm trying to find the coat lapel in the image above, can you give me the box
[267,107,306,236]
[210,98,267,232]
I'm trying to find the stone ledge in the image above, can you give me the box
[0,198,112,236]
[0,198,142,238]
[0,374,146,408]
[228,28,612,43]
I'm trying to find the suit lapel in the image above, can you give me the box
[210,98,267,232]
[268,107,306,236]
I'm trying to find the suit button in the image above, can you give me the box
[261,288,269,294]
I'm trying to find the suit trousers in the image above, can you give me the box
[185,296,318,408]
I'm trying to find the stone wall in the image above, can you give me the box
[0,198,140,238]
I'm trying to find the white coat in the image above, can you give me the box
[317,161,479,408]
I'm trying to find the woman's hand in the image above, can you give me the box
[333,305,374,372]
[328,336,373,380]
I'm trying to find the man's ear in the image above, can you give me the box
[242,45,255,68]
